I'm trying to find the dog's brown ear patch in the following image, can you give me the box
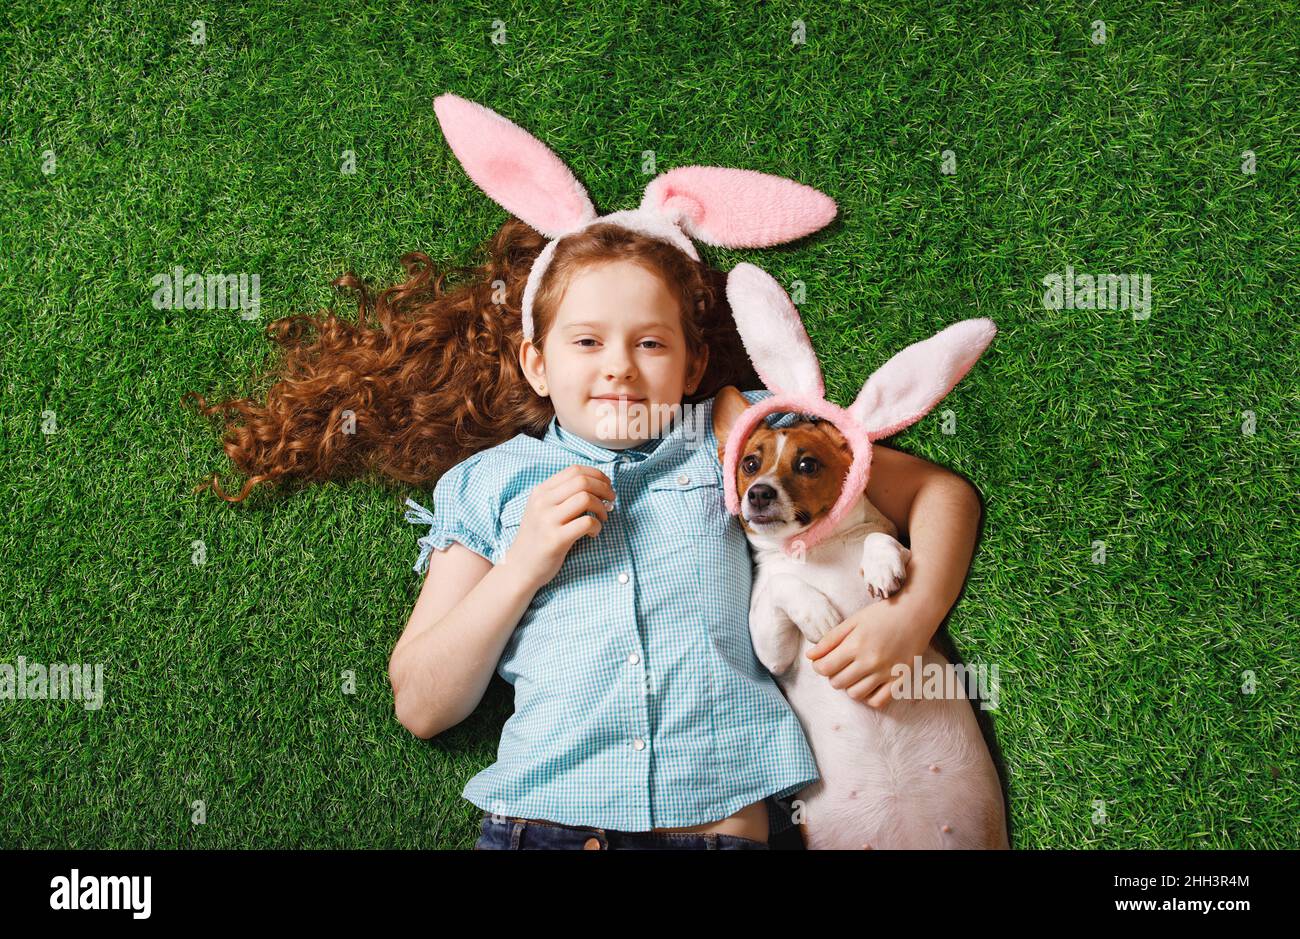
[809,419,852,455]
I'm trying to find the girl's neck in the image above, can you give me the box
[555,414,671,453]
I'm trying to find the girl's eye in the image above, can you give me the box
[573,339,664,349]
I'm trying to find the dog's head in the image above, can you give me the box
[713,386,855,547]
[717,264,996,555]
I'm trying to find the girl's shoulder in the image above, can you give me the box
[438,430,568,506]
[441,432,535,485]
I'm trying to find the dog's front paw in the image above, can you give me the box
[858,532,911,600]
[785,592,842,643]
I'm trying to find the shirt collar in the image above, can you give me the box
[542,404,706,468]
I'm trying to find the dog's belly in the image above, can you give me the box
[780,637,1008,850]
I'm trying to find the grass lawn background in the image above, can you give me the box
[1,0,1295,848]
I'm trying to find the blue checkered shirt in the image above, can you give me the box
[404,389,817,834]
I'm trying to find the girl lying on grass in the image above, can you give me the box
[184,96,983,850]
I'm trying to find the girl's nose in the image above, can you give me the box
[604,351,636,381]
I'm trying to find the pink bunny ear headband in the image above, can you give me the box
[721,262,998,556]
[432,93,839,340]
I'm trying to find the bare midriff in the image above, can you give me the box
[649,798,769,841]
[520,798,770,842]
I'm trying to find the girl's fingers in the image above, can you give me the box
[829,658,869,690]
[548,469,616,506]
[839,671,877,704]
[809,640,852,676]
[554,489,609,526]
[560,513,603,541]
[860,677,895,708]
[806,618,854,658]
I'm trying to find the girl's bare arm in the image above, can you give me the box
[866,443,983,626]
[389,465,614,739]
[803,443,983,707]
[389,546,540,739]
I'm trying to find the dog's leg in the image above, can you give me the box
[750,573,842,674]
[771,572,844,644]
[859,531,911,600]
[749,580,802,676]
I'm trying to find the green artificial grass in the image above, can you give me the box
[1,0,1295,849]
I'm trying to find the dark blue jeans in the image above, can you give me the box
[473,813,770,850]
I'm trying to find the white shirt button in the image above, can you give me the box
[632,738,646,751]
[617,572,629,584]
[627,652,640,665]
[677,473,690,486]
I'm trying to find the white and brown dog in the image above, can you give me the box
[713,388,1009,850]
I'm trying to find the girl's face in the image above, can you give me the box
[520,260,708,449]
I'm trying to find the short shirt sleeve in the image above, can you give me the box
[404,455,502,574]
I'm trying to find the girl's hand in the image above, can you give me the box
[809,468,982,708]
[804,590,939,709]
[500,464,616,591]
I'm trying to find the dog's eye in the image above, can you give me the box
[741,455,760,474]
[796,457,819,474]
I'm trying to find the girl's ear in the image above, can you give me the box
[519,339,548,395]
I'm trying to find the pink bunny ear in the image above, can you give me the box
[848,319,997,439]
[726,263,825,398]
[434,94,597,238]
[642,167,837,249]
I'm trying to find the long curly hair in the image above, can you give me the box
[182,218,762,503]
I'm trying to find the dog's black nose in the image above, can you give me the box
[746,484,776,508]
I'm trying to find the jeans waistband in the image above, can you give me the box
[477,812,770,850]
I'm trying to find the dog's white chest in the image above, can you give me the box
[746,512,1008,849]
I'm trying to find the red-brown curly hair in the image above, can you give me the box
[182,218,762,503]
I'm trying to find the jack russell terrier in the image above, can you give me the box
[713,386,1008,849]
[713,264,1008,849]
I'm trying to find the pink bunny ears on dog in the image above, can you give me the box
[432,93,840,340]
[721,263,998,555]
